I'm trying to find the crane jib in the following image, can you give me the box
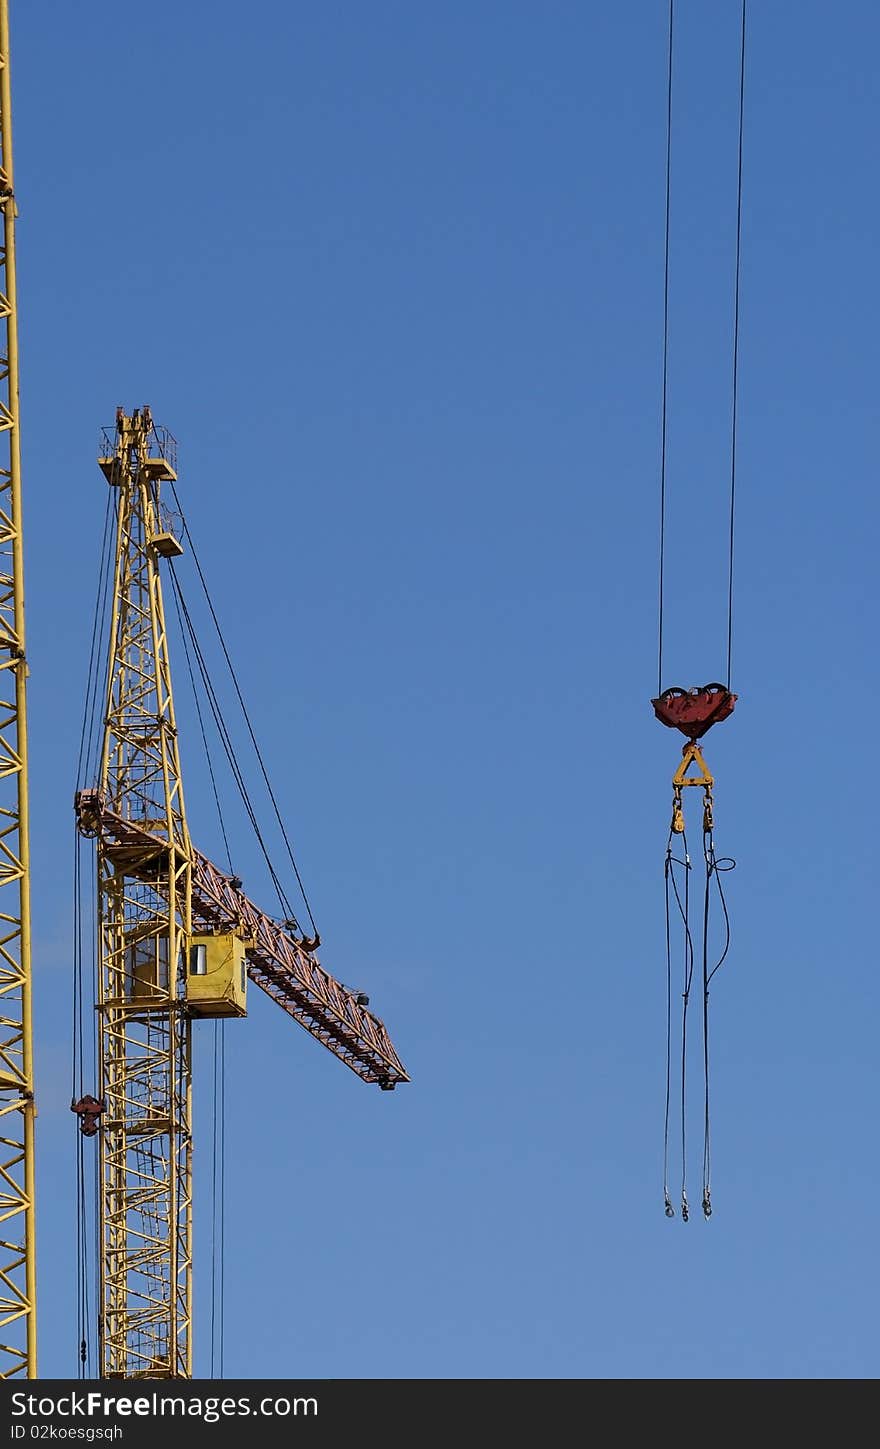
[74,793,409,1089]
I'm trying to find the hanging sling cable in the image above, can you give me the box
[654,685,737,1222]
[654,0,746,1223]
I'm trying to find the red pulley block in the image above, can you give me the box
[651,683,737,740]
[71,1094,104,1138]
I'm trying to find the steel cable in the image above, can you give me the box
[727,0,747,689]
[169,480,319,937]
[664,831,694,1219]
[700,831,736,1213]
[657,0,747,689]
[76,487,115,787]
[168,566,300,927]
[657,0,674,696]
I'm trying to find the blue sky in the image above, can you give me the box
[16,0,877,1379]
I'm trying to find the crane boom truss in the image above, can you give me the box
[75,801,409,1089]
[190,848,409,1086]
[0,0,36,1380]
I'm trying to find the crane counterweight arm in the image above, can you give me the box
[75,794,409,1089]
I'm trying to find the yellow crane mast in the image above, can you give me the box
[75,408,408,1379]
[0,0,36,1381]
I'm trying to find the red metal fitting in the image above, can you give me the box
[651,683,737,740]
[71,1094,105,1138]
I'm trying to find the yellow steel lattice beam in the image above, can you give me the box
[0,0,35,1380]
[95,411,191,1378]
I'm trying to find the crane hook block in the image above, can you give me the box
[71,1095,105,1138]
[651,683,736,740]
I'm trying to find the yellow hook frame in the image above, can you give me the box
[671,741,715,835]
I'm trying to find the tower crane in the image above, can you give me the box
[74,407,409,1379]
[0,0,36,1381]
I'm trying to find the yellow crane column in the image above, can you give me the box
[88,409,192,1378]
[0,0,36,1381]
[76,405,409,1379]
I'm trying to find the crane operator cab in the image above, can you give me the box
[186,933,249,1018]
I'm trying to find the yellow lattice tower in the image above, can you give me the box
[76,405,408,1378]
[0,0,36,1381]
[91,409,193,1377]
